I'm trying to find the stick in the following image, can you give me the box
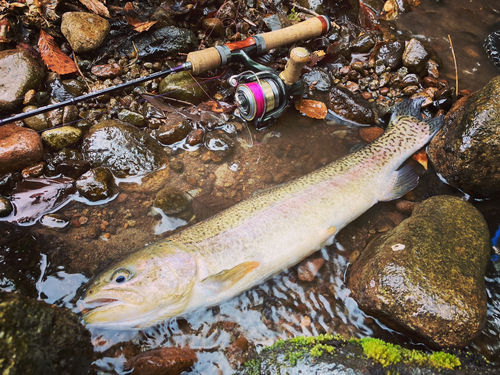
[448,34,458,97]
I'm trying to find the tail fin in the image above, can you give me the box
[388,98,426,128]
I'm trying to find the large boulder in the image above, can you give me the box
[347,196,490,348]
[428,75,500,198]
[0,49,45,112]
[0,291,93,375]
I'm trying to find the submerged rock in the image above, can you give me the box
[0,49,45,112]
[154,186,190,215]
[81,120,167,178]
[0,124,43,174]
[60,12,110,53]
[0,195,12,217]
[0,291,93,375]
[124,347,197,375]
[41,126,82,150]
[347,196,490,348]
[428,75,500,198]
[76,167,117,202]
[328,86,374,125]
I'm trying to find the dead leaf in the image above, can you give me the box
[79,0,110,18]
[199,100,237,113]
[295,99,328,119]
[307,50,325,68]
[412,149,428,170]
[38,30,78,75]
[133,21,157,33]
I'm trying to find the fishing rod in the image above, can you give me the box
[0,16,331,126]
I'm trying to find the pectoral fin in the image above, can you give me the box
[378,164,419,201]
[201,261,260,292]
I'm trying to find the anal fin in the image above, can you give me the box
[200,261,260,292]
[378,164,419,202]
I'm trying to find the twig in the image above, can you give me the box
[291,2,340,29]
[126,41,139,67]
[448,34,458,97]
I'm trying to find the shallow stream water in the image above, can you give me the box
[1,0,500,373]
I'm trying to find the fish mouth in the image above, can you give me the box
[79,298,120,316]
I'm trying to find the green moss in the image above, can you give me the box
[287,6,300,21]
[428,351,461,370]
[243,359,261,375]
[353,337,461,370]
[359,338,401,367]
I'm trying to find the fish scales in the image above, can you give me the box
[81,99,443,329]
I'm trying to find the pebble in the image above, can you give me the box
[154,186,190,215]
[41,126,82,151]
[21,162,45,179]
[0,124,43,174]
[186,129,204,146]
[22,106,49,131]
[0,50,45,111]
[124,347,197,375]
[202,18,224,37]
[118,109,145,127]
[61,12,110,53]
[154,119,192,145]
[0,195,12,217]
[91,63,124,79]
[402,38,429,73]
[76,167,117,202]
[297,257,325,282]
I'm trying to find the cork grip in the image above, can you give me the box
[260,17,326,51]
[279,47,311,85]
[187,47,222,75]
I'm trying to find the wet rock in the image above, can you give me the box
[0,124,43,174]
[154,119,192,145]
[124,347,197,375]
[40,213,70,229]
[91,63,123,79]
[0,173,19,195]
[202,18,224,37]
[76,167,117,202]
[428,76,500,198]
[348,196,490,348]
[297,257,325,282]
[21,162,45,179]
[0,196,12,217]
[0,49,45,111]
[3,178,76,225]
[62,79,86,97]
[121,26,197,60]
[375,40,405,69]
[302,68,332,92]
[186,129,204,146]
[0,291,93,375]
[41,126,82,150]
[328,86,374,125]
[118,109,145,127]
[227,336,249,367]
[154,186,190,215]
[350,34,375,53]
[60,12,110,53]
[81,120,167,178]
[159,71,207,105]
[204,130,236,162]
[63,105,79,125]
[402,38,429,74]
[22,106,49,131]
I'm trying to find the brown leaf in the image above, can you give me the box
[294,99,328,119]
[412,149,428,170]
[133,20,157,33]
[307,50,325,69]
[79,0,110,18]
[124,2,141,25]
[38,30,78,75]
[198,100,237,113]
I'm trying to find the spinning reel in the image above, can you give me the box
[228,47,312,126]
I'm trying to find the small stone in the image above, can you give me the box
[154,119,192,145]
[403,85,419,95]
[297,257,325,282]
[79,216,88,225]
[0,195,13,217]
[396,200,415,213]
[300,316,311,327]
[154,186,190,215]
[91,63,123,79]
[205,130,235,163]
[118,109,145,127]
[41,126,82,150]
[402,38,429,73]
[63,105,79,125]
[61,12,110,53]
[40,214,70,229]
[22,106,49,131]
[0,124,43,174]
[124,347,197,375]
[76,167,117,202]
[127,219,136,227]
[186,129,204,146]
[169,160,184,173]
[21,162,45,179]
[202,18,224,37]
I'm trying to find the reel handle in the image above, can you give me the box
[279,47,311,85]
[187,16,330,74]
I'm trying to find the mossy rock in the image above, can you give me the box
[159,71,208,105]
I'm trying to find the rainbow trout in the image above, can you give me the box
[81,99,442,329]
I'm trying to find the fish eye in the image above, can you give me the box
[111,268,132,284]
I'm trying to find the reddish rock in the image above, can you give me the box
[124,347,197,375]
[91,63,124,79]
[0,124,43,173]
[186,129,204,146]
[297,257,325,282]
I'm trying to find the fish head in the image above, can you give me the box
[80,241,197,329]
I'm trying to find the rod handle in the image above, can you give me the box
[187,16,330,75]
[279,47,311,85]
